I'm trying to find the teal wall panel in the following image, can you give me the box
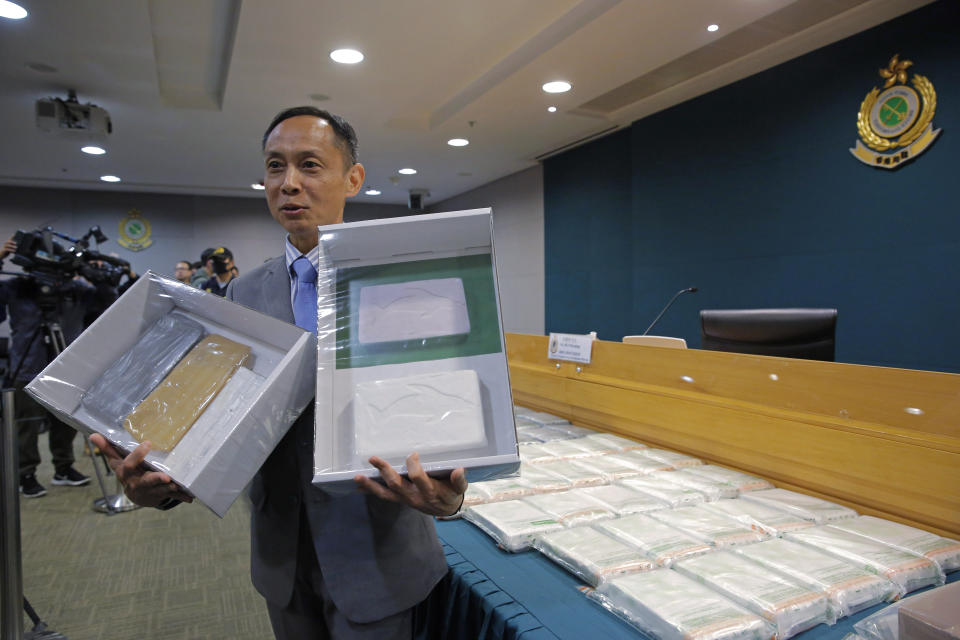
[544,1,959,372]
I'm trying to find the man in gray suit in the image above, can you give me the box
[91,107,467,639]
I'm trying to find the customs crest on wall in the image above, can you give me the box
[850,55,941,169]
[117,209,153,251]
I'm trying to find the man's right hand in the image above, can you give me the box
[89,434,194,508]
[1,237,17,260]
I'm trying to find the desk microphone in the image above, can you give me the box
[642,287,698,336]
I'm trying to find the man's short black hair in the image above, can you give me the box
[262,106,359,167]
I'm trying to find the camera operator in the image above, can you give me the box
[0,234,118,498]
[200,246,236,297]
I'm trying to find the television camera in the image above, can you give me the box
[8,225,130,291]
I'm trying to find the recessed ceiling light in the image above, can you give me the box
[398,168,417,175]
[330,48,364,64]
[547,106,557,113]
[457,172,472,177]
[707,24,719,32]
[308,93,330,102]
[447,138,469,147]
[81,145,106,155]
[251,183,265,190]
[542,81,571,94]
[365,189,381,195]
[0,1,28,20]
[100,175,121,183]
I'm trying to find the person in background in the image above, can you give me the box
[174,260,193,285]
[190,248,215,288]
[200,246,236,296]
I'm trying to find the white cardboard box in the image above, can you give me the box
[25,272,316,517]
[313,209,519,490]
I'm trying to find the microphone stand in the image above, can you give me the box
[642,287,698,336]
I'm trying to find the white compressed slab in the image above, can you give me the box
[357,277,469,344]
[353,369,486,459]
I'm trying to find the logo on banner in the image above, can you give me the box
[850,54,940,169]
[117,209,153,251]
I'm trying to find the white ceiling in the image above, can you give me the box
[0,0,932,206]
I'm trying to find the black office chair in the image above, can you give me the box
[699,308,838,361]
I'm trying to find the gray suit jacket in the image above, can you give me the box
[227,255,447,623]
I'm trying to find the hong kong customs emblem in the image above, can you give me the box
[850,55,941,169]
[117,209,153,251]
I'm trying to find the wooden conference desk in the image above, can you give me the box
[505,332,960,539]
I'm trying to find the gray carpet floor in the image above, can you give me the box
[16,433,273,639]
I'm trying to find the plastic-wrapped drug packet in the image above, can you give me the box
[639,448,703,469]
[534,526,653,586]
[590,568,774,640]
[650,505,768,548]
[741,489,857,524]
[578,484,670,516]
[537,439,601,460]
[577,432,647,451]
[545,423,595,438]
[516,424,562,443]
[521,410,570,426]
[470,475,536,503]
[462,483,492,508]
[518,442,558,465]
[830,516,960,573]
[570,455,648,482]
[785,525,943,597]
[524,491,615,527]
[607,451,674,475]
[686,465,774,493]
[702,498,815,537]
[651,469,739,500]
[80,312,205,427]
[735,538,899,619]
[675,550,830,639]
[518,463,572,493]
[535,460,607,488]
[565,436,620,456]
[618,474,706,508]
[598,513,712,566]
[463,500,563,552]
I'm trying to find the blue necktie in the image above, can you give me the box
[291,257,318,334]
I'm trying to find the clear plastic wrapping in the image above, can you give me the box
[785,525,943,596]
[618,474,707,508]
[577,432,647,451]
[534,459,608,487]
[830,516,960,574]
[652,469,739,501]
[639,448,704,469]
[523,491,615,526]
[518,463,572,493]
[741,489,858,524]
[533,526,654,586]
[123,334,252,451]
[544,423,596,438]
[565,436,620,456]
[469,475,536,503]
[519,410,570,426]
[589,568,774,640]
[650,505,769,548]
[598,513,712,566]
[312,212,520,488]
[851,600,905,640]
[702,498,816,537]
[686,465,774,493]
[674,550,830,639]
[606,451,674,475]
[79,311,205,427]
[569,455,648,482]
[735,538,899,619]
[537,439,602,460]
[463,499,564,552]
[518,442,559,465]
[577,484,669,516]
[516,424,567,443]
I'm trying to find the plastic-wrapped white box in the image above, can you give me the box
[639,448,703,469]
[535,459,608,487]
[735,538,899,619]
[577,484,669,516]
[651,469,739,501]
[686,465,774,493]
[830,516,960,574]
[534,526,654,586]
[577,432,647,452]
[618,474,707,508]
[463,499,564,552]
[570,455,648,482]
[785,525,943,597]
[742,489,857,524]
[590,568,774,640]
[311,210,519,489]
[25,272,316,517]
[523,490,615,526]
[675,550,830,639]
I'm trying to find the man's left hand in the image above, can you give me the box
[354,452,467,517]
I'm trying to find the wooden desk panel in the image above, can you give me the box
[507,333,960,538]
